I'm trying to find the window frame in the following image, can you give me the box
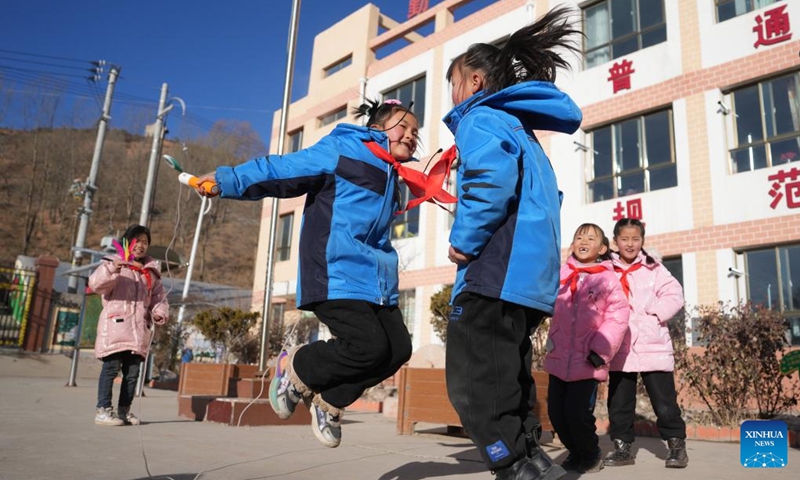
[727,70,800,174]
[582,0,668,69]
[319,106,347,127]
[323,54,352,78]
[275,213,294,262]
[743,243,800,346]
[715,0,783,23]
[382,75,426,127]
[585,108,677,203]
[392,182,420,240]
[399,288,416,339]
[287,129,303,153]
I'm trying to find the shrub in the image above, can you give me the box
[191,307,261,364]
[674,302,799,426]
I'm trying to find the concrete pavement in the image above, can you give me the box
[0,350,797,480]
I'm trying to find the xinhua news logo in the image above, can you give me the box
[740,420,788,468]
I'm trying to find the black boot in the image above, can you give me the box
[495,449,567,480]
[665,438,688,468]
[603,438,635,467]
[524,423,543,455]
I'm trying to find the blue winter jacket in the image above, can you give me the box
[215,124,402,309]
[444,81,582,314]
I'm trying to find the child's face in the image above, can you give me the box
[131,233,150,260]
[614,226,644,264]
[450,65,484,105]
[571,227,607,263]
[382,110,419,161]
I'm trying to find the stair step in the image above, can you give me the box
[205,397,312,427]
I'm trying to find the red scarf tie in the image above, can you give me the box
[128,264,153,292]
[614,263,643,298]
[561,263,607,295]
[364,142,457,213]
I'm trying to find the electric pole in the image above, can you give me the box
[68,66,120,293]
[139,83,171,226]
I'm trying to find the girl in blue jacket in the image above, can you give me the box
[443,6,582,480]
[198,99,417,448]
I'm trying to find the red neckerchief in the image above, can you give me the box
[561,263,607,295]
[614,262,643,298]
[128,264,152,292]
[364,141,457,213]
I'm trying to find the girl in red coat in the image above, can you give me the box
[544,223,630,473]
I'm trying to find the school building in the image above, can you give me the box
[250,0,800,351]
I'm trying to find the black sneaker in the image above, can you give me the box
[561,453,581,471]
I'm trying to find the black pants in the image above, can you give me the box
[547,375,600,460]
[445,292,545,471]
[293,300,412,410]
[607,370,686,442]
[97,351,142,409]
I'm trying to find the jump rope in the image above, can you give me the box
[128,103,466,479]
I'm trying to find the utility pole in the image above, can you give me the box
[258,0,301,372]
[68,66,120,293]
[139,83,171,226]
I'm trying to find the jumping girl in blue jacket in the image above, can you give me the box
[443,7,582,480]
[198,99,418,448]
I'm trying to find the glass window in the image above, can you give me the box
[323,55,352,77]
[662,256,687,344]
[729,71,800,173]
[383,75,426,126]
[399,289,416,339]
[744,244,800,345]
[716,0,782,23]
[275,213,293,262]
[271,303,285,336]
[586,110,676,203]
[319,106,347,127]
[392,183,420,239]
[287,129,303,153]
[583,0,667,69]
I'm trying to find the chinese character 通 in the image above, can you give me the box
[753,4,793,49]
[608,60,636,94]
[612,198,644,222]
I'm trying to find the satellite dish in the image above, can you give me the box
[148,246,184,273]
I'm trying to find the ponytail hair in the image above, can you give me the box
[446,5,581,95]
[351,97,414,130]
[612,218,657,265]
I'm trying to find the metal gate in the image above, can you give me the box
[0,266,36,346]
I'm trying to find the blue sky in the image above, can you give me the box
[0,0,441,149]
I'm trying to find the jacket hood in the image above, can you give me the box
[443,81,582,135]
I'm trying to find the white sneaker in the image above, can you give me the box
[117,405,141,425]
[310,403,342,448]
[95,407,124,426]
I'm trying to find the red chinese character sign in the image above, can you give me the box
[612,198,643,222]
[753,4,792,49]
[608,60,635,94]
[408,0,429,19]
[768,167,800,209]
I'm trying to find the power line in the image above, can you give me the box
[0,55,95,72]
[0,48,97,65]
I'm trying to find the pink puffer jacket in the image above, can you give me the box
[88,256,169,359]
[544,258,630,382]
[609,251,684,372]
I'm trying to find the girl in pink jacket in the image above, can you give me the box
[544,223,630,474]
[88,225,169,426]
[603,218,687,469]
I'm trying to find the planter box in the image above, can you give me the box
[397,367,552,435]
[177,363,263,421]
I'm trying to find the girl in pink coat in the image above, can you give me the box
[88,225,169,426]
[545,223,630,474]
[603,218,687,469]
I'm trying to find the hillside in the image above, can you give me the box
[0,126,266,288]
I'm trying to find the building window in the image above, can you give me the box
[744,244,800,346]
[271,303,285,337]
[587,109,676,203]
[392,183,420,239]
[275,213,293,262]
[399,289,416,339]
[383,75,426,126]
[323,55,352,77]
[287,129,303,153]
[319,106,347,127]
[716,0,782,22]
[662,256,688,343]
[728,71,800,174]
[583,0,667,69]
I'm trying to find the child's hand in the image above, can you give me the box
[195,172,219,197]
[448,245,472,265]
[112,258,124,271]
